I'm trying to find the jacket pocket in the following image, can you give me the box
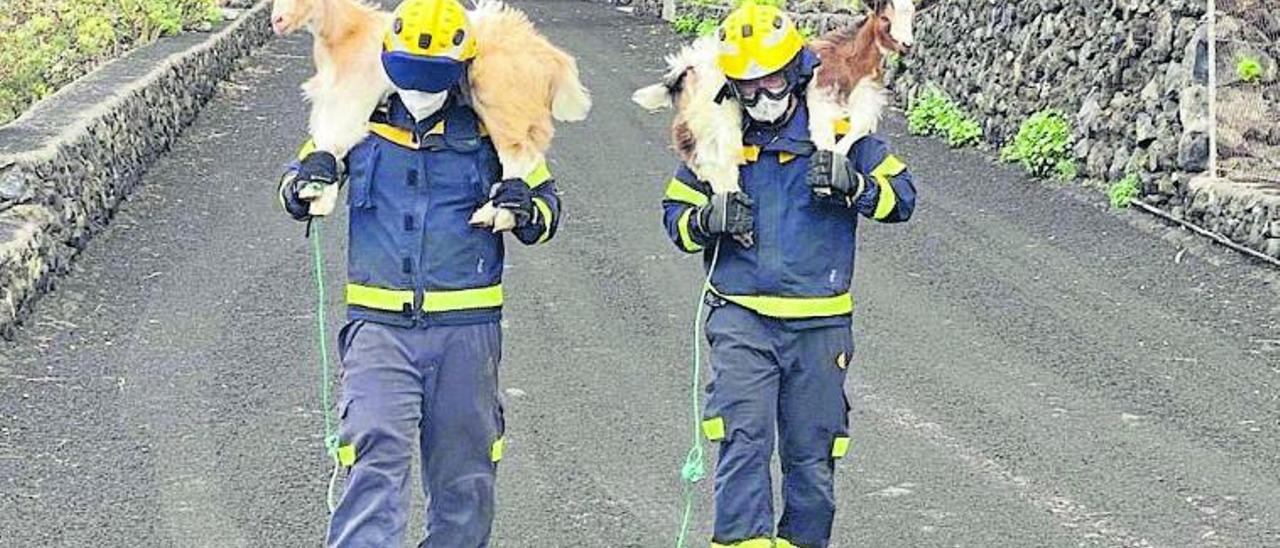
[346,142,379,209]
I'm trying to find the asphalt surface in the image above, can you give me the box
[3,1,1280,546]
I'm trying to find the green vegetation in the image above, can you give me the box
[907,87,984,148]
[733,0,786,8]
[673,13,720,37]
[885,52,903,71]
[1236,55,1263,83]
[672,15,698,34]
[0,0,221,125]
[1054,158,1078,182]
[1000,109,1074,179]
[1108,173,1140,209]
[695,18,719,36]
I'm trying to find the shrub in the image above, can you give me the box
[1001,109,1073,178]
[1236,56,1263,83]
[694,18,719,37]
[0,0,220,125]
[1054,158,1078,182]
[907,87,984,148]
[672,15,699,35]
[1108,173,1140,209]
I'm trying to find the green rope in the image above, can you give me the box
[310,222,342,512]
[676,241,722,548]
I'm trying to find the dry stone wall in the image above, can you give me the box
[0,2,273,337]
[635,0,1279,260]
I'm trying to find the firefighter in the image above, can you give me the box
[660,4,917,546]
[278,0,560,544]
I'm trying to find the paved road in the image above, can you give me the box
[3,1,1280,546]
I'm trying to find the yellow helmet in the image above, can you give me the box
[716,3,805,81]
[382,0,478,92]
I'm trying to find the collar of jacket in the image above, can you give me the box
[743,97,817,158]
[374,83,484,151]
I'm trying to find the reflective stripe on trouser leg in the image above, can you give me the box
[775,323,853,548]
[703,304,781,544]
[328,322,424,548]
[420,322,503,548]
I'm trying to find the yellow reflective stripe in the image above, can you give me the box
[778,152,796,164]
[346,283,414,312]
[337,443,357,467]
[775,539,800,548]
[297,139,317,161]
[526,162,552,189]
[834,118,851,137]
[832,436,851,458]
[871,154,906,220]
[664,178,709,207]
[710,539,773,548]
[701,417,725,441]
[532,197,554,244]
[347,283,504,312]
[873,154,907,179]
[676,208,704,252]
[422,284,503,312]
[712,289,854,319]
[742,145,761,163]
[490,437,505,462]
[370,120,487,148]
[370,122,419,149]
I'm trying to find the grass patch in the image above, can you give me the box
[1108,173,1140,209]
[1000,109,1074,179]
[907,87,984,148]
[0,0,221,125]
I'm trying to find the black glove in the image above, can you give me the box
[489,178,535,227]
[808,150,866,205]
[278,168,311,221]
[297,151,340,187]
[278,151,341,222]
[696,192,754,244]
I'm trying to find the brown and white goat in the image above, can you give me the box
[632,36,744,195]
[270,0,592,230]
[633,0,930,194]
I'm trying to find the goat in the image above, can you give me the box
[270,0,592,230]
[271,0,391,162]
[633,0,929,194]
[632,36,744,195]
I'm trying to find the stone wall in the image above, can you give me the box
[642,0,1279,260]
[0,2,273,337]
[894,0,1278,259]
[895,1,1208,190]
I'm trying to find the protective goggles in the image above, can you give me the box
[728,71,793,107]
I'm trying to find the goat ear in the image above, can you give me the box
[632,84,674,111]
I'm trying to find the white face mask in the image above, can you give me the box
[744,94,791,124]
[399,90,449,121]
